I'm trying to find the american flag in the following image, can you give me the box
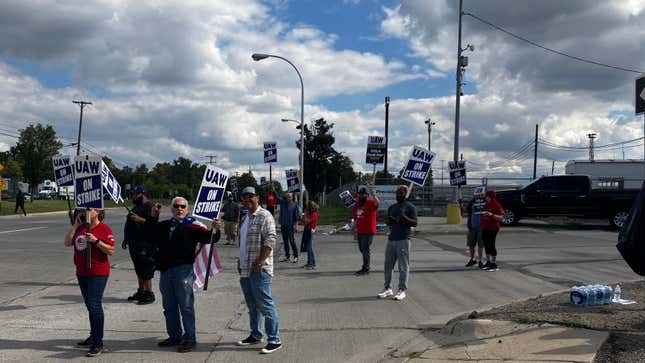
[180,216,223,291]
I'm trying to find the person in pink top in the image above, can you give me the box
[64,209,115,357]
[302,201,319,270]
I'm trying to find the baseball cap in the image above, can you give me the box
[134,185,147,194]
[357,186,368,194]
[241,186,257,196]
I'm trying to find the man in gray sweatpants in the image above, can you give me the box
[377,185,417,301]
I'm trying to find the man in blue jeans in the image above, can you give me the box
[147,196,220,353]
[271,183,299,263]
[236,187,282,354]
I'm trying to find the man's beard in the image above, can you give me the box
[396,196,405,203]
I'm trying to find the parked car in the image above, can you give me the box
[495,175,640,228]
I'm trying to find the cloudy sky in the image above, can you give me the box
[1,0,644,186]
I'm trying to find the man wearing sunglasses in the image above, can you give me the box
[147,197,221,353]
[235,187,282,354]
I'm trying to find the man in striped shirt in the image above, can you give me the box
[235,186,282,354]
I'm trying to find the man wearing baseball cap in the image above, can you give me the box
[235,186,282,354]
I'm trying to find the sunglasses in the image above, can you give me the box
[173,204,187,209]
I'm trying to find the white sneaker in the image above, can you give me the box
[377,288,393,299]
[279,256,289,262]
[291,257,298,263]
[393,290,406,301]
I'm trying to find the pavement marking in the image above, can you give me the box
[0,226,48,234]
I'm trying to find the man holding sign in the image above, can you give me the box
[146,197,221,353]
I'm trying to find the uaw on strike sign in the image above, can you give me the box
[75,156,104,209]
[52,155,74,187]
[400,145,435,187]
[365,136,386,164]
[101,162,122,203]
[264,141,277,163]
[193,165,229,221]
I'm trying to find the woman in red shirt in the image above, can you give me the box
[480,190,504,271]
[64,209,115,357]
[302,201,319,270]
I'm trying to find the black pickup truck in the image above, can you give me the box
[495,175,639,228]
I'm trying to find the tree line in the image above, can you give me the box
[0,119,374,201]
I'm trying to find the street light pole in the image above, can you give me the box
[253,53,305,214]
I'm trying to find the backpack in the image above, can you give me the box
[616,181,645,276]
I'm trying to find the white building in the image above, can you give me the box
[564,160,644,189]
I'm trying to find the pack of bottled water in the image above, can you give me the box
[570,285,613,306]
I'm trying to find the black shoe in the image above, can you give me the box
[478,261,484,269]
[480,261,491,270]
[158,337,182,347]
[236,335,263,346]
[177,340,196,353]
[261,342,283,354]
[127,290,143,301]
[355,268,369,275]
[487,263,498,271]
[86,344,104,357]
[76,337,95,347]
[465,259,477,267]
[137,291,155,305]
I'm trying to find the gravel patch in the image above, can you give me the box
[473,280,645,363]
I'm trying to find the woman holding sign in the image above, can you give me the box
[64,209,115,357]
[301,201,319,270]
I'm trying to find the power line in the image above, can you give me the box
[539,136,644,150]
[463,12,644,74]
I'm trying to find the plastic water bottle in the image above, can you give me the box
[604,286,613,304]
[587,285,597,306]
[613,284,621,303]
[570,286,585,306]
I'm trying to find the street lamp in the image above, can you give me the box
[253,52,305,214]
[281,118,304,206]
[424,118,436,152]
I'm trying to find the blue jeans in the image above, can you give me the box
[303,226,316,266]
[77,275,108,345]
[281,224,298,258]
[239,272,281,344]
[160,264,196,342]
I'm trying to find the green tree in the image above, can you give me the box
[14,124,63,191]
[297,118,356,200]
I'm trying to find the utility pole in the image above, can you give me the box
[425,118,435,151]
[587,133,597,162]
[72,100,92,156]
[532,124,538,180]
[204,155,217,165]
[441,160,445,185]
[384,96,390,179]
[551,160,555,175]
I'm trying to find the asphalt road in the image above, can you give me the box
[0,211,639,362]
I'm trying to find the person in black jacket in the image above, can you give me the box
[15,189,27,216]
[146,196,220,353]
[122,186,159,305]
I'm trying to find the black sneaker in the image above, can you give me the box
[261,342,283,354]
[480,261,491,270]
[355,268,369,275]
[487,263,499,271]
[137,291,155,305]
[127,290,143,301]
[86,344,104,357]
[157,337,182,347]
[76,337,95,347]
[465,259,477,267]
[478,261,484,269]
[177,340,196,353]
[236,335,263,346]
